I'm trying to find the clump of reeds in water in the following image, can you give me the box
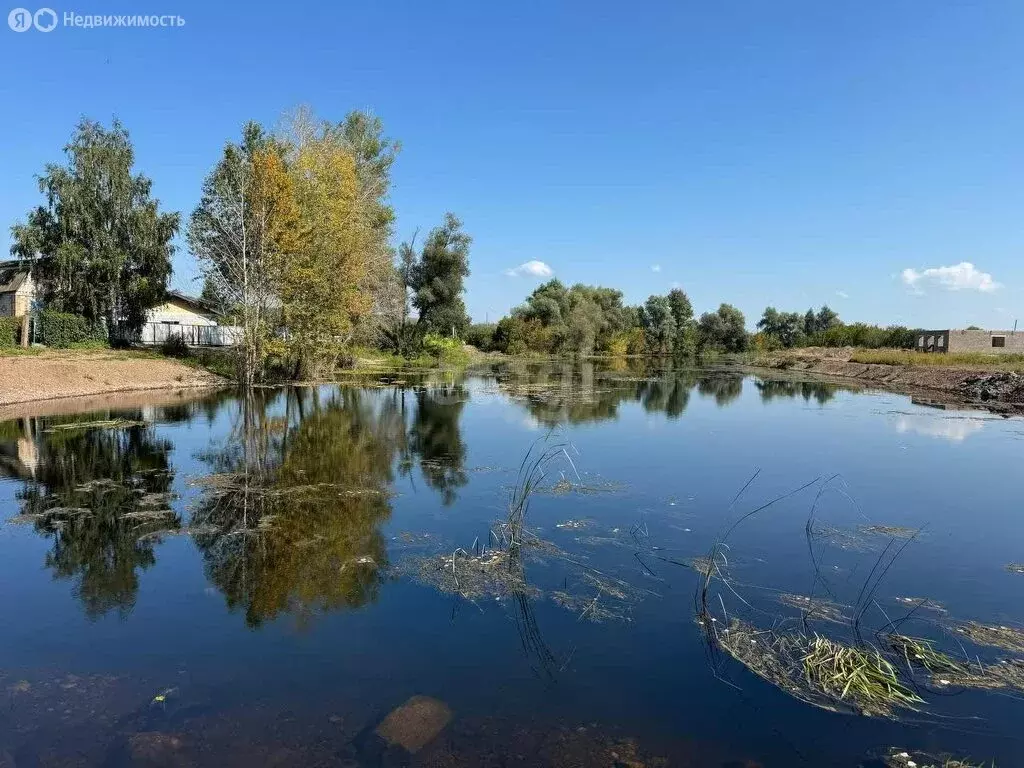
[712,620,921,717]
[887,635,966,675]
[801,635,924,716]
[402,435,581,602]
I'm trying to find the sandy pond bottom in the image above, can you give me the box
[0,361,1022,766]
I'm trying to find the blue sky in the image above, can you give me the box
[2,1,1022,329]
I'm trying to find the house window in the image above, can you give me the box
[937,335,945,348]
[918,335,925,348]
[992,335,1006,348]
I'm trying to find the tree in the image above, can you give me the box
[757,306,804,348]
[667,287,696,355]
[640,294,677,354]
[376,235,419,355]
[803,308,818,337]
[410,213,471,337]
[516,279,569,326]
[200,274,229,315]
[11,118,179,336]
[815,305,840,333]
[698,303,748,352]
[565,295,604,355]
[187,123,297,388]
[282,127,374,376]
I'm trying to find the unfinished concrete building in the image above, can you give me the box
[916,329,1024,354]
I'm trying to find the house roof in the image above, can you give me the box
[166,290,222,317]
[0,261,30,294]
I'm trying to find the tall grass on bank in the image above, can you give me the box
[850,349,1024,371]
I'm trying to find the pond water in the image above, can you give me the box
[1,361,1022,767]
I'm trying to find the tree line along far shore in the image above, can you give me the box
[7,110,919,380]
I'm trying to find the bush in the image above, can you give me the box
[160,332,189,358]
[465,322,497,352]
[605,327,646,357]
[37,311,107,348]
[493,316,556,355]
[750,331,783,353]
[422,332,469,365]
[0,317,20,348]
[804,323,918,350]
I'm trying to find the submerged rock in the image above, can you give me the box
[374,695,452,754]
[127,731,190,767]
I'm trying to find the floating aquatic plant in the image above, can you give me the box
[778,593,848,624]
[802,634,924,716]
[886,634,965,675]
[956,622,1024,653]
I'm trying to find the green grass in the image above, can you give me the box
[0,346,44,357]
[802,634,924,714]
[850,349,1024,371]
[886,634,965,674]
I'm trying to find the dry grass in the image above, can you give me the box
[778,593,848,624]
[860,524,920,539]
[886,749,992,768]
[956,622,1024,653]
[851,349,1024,372]
[939,658,1024,692]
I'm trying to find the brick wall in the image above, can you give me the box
[946,329,1024,354]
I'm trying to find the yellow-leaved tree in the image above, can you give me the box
[284,129,373,377]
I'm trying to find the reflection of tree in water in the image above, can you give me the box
[407,385,468,506]
[191,388,408,628]
[13,418,177,619]
[499,361,720,425]
[637,373,699,419]
[754,378,843,405]
[696,375,744,406]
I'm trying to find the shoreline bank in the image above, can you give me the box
[748,348,1024,413]
[0,350,227,411]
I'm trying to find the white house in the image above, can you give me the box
[139,291,239,346]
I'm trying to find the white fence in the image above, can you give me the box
[137,322,241,347]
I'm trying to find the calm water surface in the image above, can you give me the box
[1,362,1022,766]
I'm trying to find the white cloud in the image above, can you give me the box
[895,415,986,442]
[835,290,849,299]
[651,264,661,273]
[901,262,1000,294]
[504,260,553,278]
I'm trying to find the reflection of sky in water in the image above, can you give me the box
[894,414,988,441]
[1,367,1024,766]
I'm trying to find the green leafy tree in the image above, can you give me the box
[410,213,472,337]
[804,308,818,337]
[667,287,696,355]
[757,306,804,348]
[11,118,179,335]
[698,303,748,352]
[639,294,677,354]
[816,305,840,332]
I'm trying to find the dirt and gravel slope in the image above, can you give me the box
[0,351,227,408]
